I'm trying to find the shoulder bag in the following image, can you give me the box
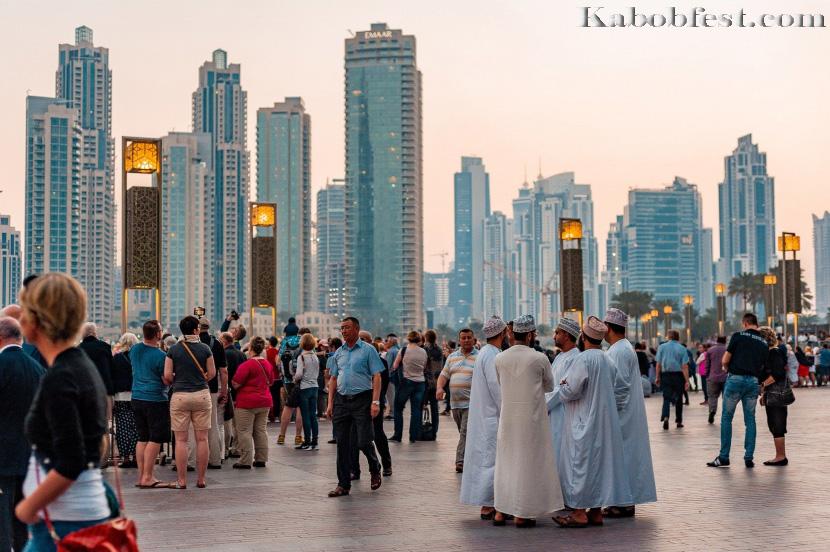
[765,378,795,407]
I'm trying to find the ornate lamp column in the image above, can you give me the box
[716,284,726,335]
[683,296,693,344]
[122,137,162,333]
[778,233,801,345]
[251,203,277,337]
[559,218,584,327]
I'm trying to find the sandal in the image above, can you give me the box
[553,515,587,528]
[197,482,207,488]
[481,510,496,520]
[602,506,635,518]
[515,519,536,529]
[328,486,350,497]
[172,482,187,490]
[139,481,171,489]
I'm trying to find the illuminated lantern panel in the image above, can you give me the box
[777,235,800,252]
[125,140,160,174]
[252,204,276,227]
[683,296,693,305]
[559,219,583,240]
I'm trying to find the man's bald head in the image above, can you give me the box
[359,330,373,343]
[0,316,23,346]
[0,304,21,320]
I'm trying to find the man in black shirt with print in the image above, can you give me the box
[707,313,768,468]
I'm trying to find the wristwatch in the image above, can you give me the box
[372,400,381,406]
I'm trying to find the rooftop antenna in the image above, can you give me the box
[522,166,529,189]
[537,156,543,180]
[347,29,355,37]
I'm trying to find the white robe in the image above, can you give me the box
[549,348,632,509]
[546,347,581,466]
[493,345,562,518]
[607,339,657,506]
[460,344,502,507]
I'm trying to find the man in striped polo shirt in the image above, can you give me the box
[437,328,478,473]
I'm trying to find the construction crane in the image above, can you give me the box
[483,261,557,326]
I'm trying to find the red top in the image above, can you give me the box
[266,347,282,380]
[232,358,274,409]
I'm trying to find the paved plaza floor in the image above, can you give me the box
[112,386,830,551]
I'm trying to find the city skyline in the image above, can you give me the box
[2,3,828,317]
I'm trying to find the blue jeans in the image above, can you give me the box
[701,375,708,401]
[298,387,319,446]
[393,379,425,441]
[719,375,759,462]
[25,518,108,552]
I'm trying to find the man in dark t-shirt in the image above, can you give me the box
[707,313,767,469]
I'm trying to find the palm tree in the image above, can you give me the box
[467,319,484,343]
[650,298,683,339]
[435,323,453,345]
[610,290,653,340]
[728,273,764,312]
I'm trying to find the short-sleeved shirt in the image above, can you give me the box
[401,346,427,382]
[330,339,384,396]
[440,348,478,409]
[818,349,830,367]
[232,358,274,409]
[726,329,768,379]
[130,343,168,402]
[655,341,688,373]
[265,347,282,380]
[200,332,227,393]
[167,341,213,394]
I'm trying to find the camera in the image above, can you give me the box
[230,310,240,321]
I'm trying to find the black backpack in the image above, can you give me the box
[280,341,302,381]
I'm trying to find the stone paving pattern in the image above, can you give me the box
[110,386,830,551]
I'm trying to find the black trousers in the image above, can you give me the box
[350,411,391,474]
[0,474,27,552]
[334,391,379,489]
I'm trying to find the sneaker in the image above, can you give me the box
[252,461,266,467]
[207,464,222,470]
[708,411,715,424]
[327,438,337,444]
[294,436,304,445]
[295,443,310,450]
[662,418,669,430]
[745,459,755,468]
[707,457,730,467]
[277,435,285,445]
[310,445,319,451]
[700,401,708,405]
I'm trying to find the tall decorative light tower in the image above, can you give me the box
[650,309,659,346]
[778,232,801,345]
[716,284,726,335]
[663,304,673,336]
[251,202,277,337]
[764,274,777,326]
[683,295,693,343]
[559,218,584,326]
[122,137,162,332]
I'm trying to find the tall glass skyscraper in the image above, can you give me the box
[344,23,423,333]
[160,132,215,331]
[0,215,22,307]
[256,97,311,315]
[452,156,490,322]
[813,212,830,318]
[25,96,80,278]
[316,180,346,317]
[192,49,250,321]
[623,177,714,309]
[55,26,115,327]
[717,134,776,281]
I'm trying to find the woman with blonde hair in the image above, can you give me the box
[757,326,791,466]
[14,274,112,549]
[112,332,140,468]
[231,336,274,467]
[294,333,320,450]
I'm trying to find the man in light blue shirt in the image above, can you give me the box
[654,330,690,430]
[326,317,384,497]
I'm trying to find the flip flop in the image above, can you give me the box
[197,483,207,488]
[553,515,587,528]
[172,482,187,490]
[139,481,169,489]
[602,506,635,518]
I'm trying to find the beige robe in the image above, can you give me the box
[493,345,562,518]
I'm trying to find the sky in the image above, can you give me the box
[1,0,828,309]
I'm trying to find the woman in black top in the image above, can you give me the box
[112,333,139,468]
[758,326,789,466]
[15,274,111,550]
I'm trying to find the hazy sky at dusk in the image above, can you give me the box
[1,0,828,308]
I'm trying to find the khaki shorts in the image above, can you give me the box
[170,388,212,432]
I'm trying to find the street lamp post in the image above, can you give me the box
[559,218,584,327]
[650,309,659,346]
[683,296,693,344]
[663,305,673,336]
[251,202,278,337]
[716,284,726,335]
[778,232,801,346]
[764,274,777,327]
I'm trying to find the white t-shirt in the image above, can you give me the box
[294,352,320,390]
[23,454,110,522]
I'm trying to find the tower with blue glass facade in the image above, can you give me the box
[0,215,22,307]
[256,98,311,315]
[717,135,776,282]
[316,180,347,317]
[452,156,490,323]
[813,212,830,318]
[344,23,423,333]
[192,49,250,322]
[160,132,215,331]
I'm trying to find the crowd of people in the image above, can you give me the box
[0,271,814,549]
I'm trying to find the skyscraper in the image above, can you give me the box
[717,135,776,281]
[509,172,599,321]
[813,212,830,318]
[25,96,80,277]
[600,214,628,312]
[344,23,423,333]
[160,132,215,331]
[483,211,516,321]
[256,97,311,315]
[316,180,346,318]
[452,156,490,322]
[55,26,116,327]
[0,215,22,307]
[192,49,250,321]
[622,177,714,309]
